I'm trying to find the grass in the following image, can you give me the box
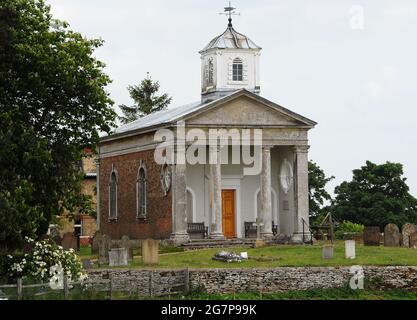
[174,287,417,300]
[5,287,417,300]
[78,241,417,269]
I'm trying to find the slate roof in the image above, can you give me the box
[101,89,317,142]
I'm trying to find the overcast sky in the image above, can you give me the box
[47,0,417,196]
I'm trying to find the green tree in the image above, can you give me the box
[0,0,116,254]
[332,161,417,229]
[119,73,172,124]
[308,161,334,224]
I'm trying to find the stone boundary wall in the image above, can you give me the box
[87,266,417,295]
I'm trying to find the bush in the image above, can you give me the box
[6,237,87,285]
[335,221,364,240]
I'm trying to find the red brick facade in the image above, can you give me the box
[99,149,172,240]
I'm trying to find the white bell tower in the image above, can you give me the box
[200,4,262,103]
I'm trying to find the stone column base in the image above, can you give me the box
[169,233,190,246]
[261,232,275,239]
[209,232,226,240]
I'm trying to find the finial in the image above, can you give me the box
[219,1,240,28]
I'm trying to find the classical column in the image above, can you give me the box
[95,157,100,231]
[170,144,190,245]
[260,146,274,238]
[209,145,225,239]
[292,145,310,243]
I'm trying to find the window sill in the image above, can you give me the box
[136,216,148,223]
[108,218,118,223]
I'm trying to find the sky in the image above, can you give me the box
[47,0,417,197]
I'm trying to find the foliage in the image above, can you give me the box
[119,73,172,124]
[334,221,364,240]
[0,0,116,253]
[336,221,364,234]
[308,161,334,222]
[332,161,417,229]
[7,237,87,284]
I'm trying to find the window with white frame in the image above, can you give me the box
[232,58,243,81]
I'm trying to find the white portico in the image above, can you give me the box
[168,90,316,243]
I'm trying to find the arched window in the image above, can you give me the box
[232,58,243,81]
[137,161,147,218]
[109,167,118,220]
[208,59,214,85]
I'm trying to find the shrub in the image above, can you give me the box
[7,237,87,285]
[335,221,364,240]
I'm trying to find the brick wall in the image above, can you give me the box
[99,149,172,240]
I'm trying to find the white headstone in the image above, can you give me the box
[345,240,356,259]
[240,252,248,259]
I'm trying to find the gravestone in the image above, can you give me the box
[363,226,380,246]
[142,239,159,264]
[253,218,265,247]
[322,245,334,259]
[384,224,401,247]
[52,235,62,246]
[402,223,417,248]
[409,231,417,249]
[121,235,133,262]
[91,231,103,255]
[81,259,93,269]
[109,248,128,267]
[345,240,356,259]
[98,234,112,265]
[61,232,78,251]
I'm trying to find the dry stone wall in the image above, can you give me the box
[87,266,417,295]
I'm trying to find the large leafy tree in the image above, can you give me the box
[332,161,417,229]
[119,73,172,124]
[308,161,334,224]
[0,0,116,253]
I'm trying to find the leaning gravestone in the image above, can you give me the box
[322,245,334,259]
[402,223,417,248]
[363,226,380,246]
[409,231,417,249]
[98,234,112,265]
[142,239,159,264]
[384,224,401,247]
[109,248,128,267]
[61,232,78,251]
[91,231,103,255]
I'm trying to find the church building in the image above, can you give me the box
[97,13,317,245]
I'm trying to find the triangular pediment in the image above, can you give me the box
[184,90,316,127]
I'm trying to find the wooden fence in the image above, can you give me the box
[0,268,190,300]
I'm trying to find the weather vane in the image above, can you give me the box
[219,1,240,27]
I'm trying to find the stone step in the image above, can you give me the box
[181,238,279,250]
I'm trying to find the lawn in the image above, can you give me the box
[79,241,417,269]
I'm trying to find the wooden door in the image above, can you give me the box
[222,190,236,238]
